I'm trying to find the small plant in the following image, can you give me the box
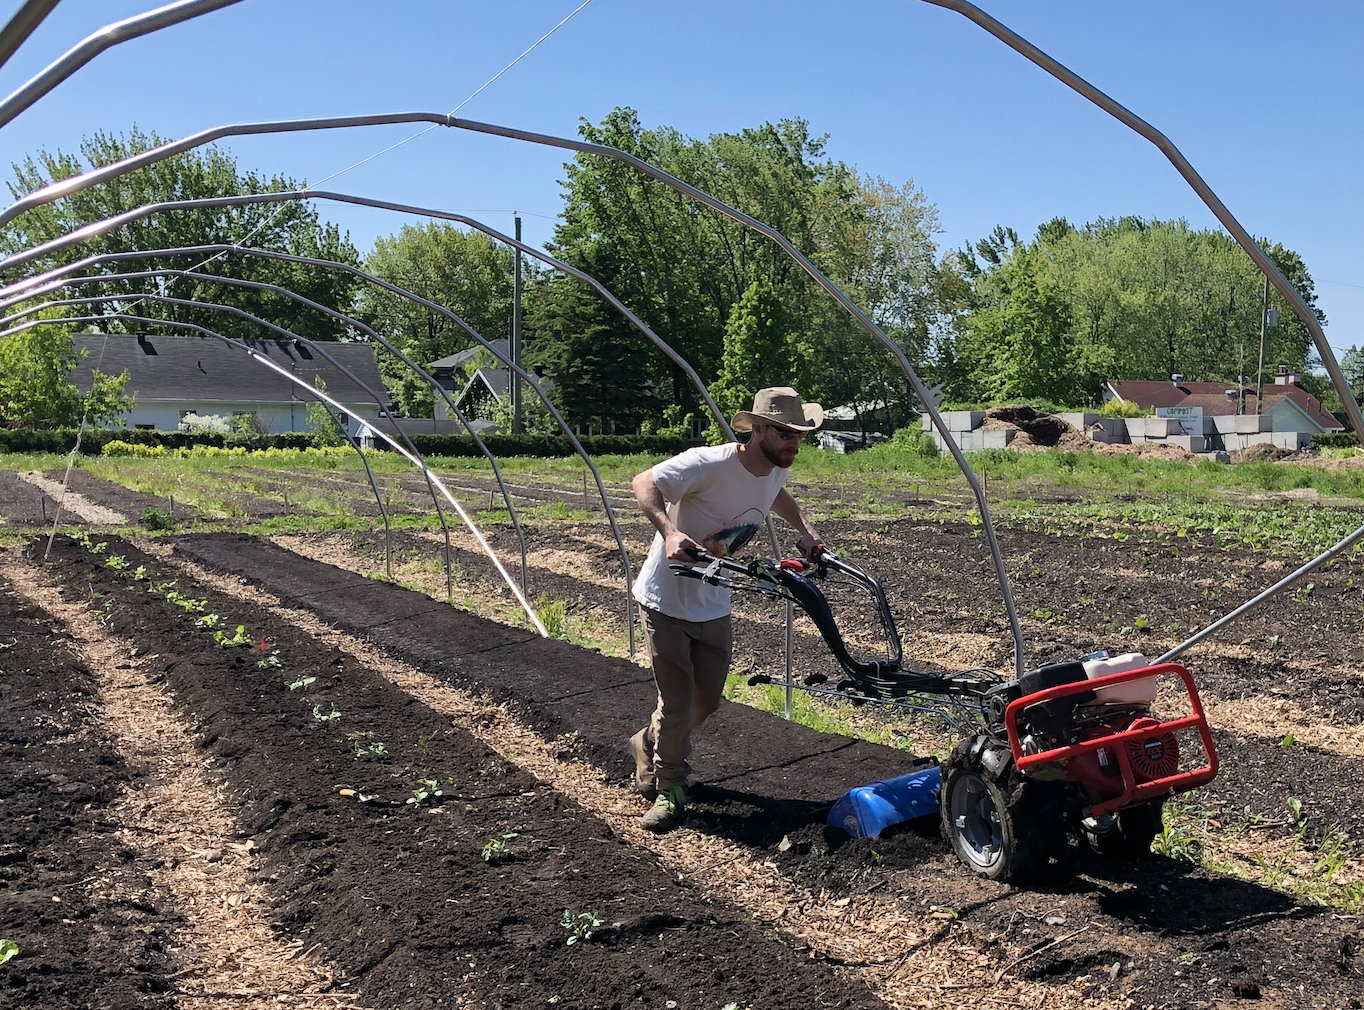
[105,554,129,570]
[213,625,252,648]
[1280,732,1295,748]
[352,739,387,759]
[0,939,17,965]
[535,593,567,638]
[1032,608,1053,621]
[256,649,283,669]
[1178,952,1202,967]
[312,703,341,723]
[1151,818,1202,864]
[89,540,107,554]
[1287,797,1305,826]
[1134,614,1151,632]
[140,506,174,530]
[132,565,148,581]
[560,909,604,946]
[481,830,519,863]
[406,777,443,806]
[194,613,221,629]
[285,675,316,692]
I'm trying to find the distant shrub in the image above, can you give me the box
[102,440,167,457]
[890,426,940,459]
[1100,399,1150,418]
[1311,432,1358,448]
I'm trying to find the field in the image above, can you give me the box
[2,443,1364,1009]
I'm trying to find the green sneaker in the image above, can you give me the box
[641,785,686,833]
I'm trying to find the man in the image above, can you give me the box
[628,386,826,833]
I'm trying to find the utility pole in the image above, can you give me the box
[512,214,523,433]
[1254,273,1270,415]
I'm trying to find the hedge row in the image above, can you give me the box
[1310,432,1359,448]
[0,427,695,458]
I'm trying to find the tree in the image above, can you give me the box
[709,278,806,430]
[1,127,361,345]
[0,316,132,428]
[360,223,515,417]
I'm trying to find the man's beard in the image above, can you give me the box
[760,438,796,467]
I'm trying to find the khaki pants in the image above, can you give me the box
[640,607,733,791]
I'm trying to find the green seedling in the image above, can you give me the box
[1280,732,1295,748]
[90,541,107,554]
[406,777,443,806]
[560,910,604,946]
[1134,614,1151,632]
[213,625,252,648]
[285,676,316,692]
[312,703,341,723]
[195,613,220,629]
[481,830,519,863]
[132,565,148,581]
[352,739,387,759]
[105,554,129,570]
[1287,797,1305,826]
[256,650,283,669]
[1178,952,1202,967]
[140,506,174,530]
[0,939,16,966]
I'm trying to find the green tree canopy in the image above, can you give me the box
[360,223,515,417]
[0,314,132,428]
[1,127,361,345]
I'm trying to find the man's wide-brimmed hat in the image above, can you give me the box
[731,386,823,433]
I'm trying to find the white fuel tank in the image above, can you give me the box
[1082,652,1157,705]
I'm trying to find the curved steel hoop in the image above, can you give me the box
[0,260,532,594]
[0,306,548,637]
[0,0,247,129]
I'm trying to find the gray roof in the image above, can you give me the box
[70,333,387,406]
[428,338,510,373]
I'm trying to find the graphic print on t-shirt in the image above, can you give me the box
[702,508,765,557]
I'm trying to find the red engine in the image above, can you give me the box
[1004,662,1218,817]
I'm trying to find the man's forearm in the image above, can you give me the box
[633,471,675,538]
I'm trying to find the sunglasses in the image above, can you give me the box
[769,429,803,442]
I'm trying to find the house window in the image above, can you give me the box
[134,424,155,430]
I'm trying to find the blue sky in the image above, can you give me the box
[3,0,1363,363]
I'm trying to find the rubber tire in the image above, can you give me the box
[1079,800,1165,861]
[940,740,1064,884]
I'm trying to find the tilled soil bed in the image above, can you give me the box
[33,534,890,1009]
[172,532,1364,1007]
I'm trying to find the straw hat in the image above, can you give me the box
[730,386,824,433]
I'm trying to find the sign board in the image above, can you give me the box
[1156,405,1203,435]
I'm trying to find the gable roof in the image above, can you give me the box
[428,338,510,375]
[69,332,387,406]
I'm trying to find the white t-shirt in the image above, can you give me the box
[633,443,788,622]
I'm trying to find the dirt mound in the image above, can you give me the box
[1091,439,1199,464]
[1231,443,1294,463]
[983,405,1092,452]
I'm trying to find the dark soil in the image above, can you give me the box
[0,471,62,527]
[43,469,193,525]
[0,574,179,1008]
[37,533,890,1009]
[171,531,1364,1008]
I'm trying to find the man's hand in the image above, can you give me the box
[796,536,826,562]
[665,530,704,562]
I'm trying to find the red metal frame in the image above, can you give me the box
[1004,662,1219,817]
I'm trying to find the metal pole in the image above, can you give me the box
[0,0,61,71]
[512,214,523,434]
[0,0,246,129]
[920,0,1364,440]
[1157,519,1364,665]
[784,599,794,720]
[1255,274,1270,415]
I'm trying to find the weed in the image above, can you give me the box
[406,777,443,806]
[256,650,283,669]
[535,593,567,638]
[140,506,174,530]
[312,703,342,723]
[1151,819,1202,864]
[1293,581,1316,605]
[481,830,519,864]
[213,625,252,648]
[560,909,604,946]
[285,676,316,692]
[416,738,430,756]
